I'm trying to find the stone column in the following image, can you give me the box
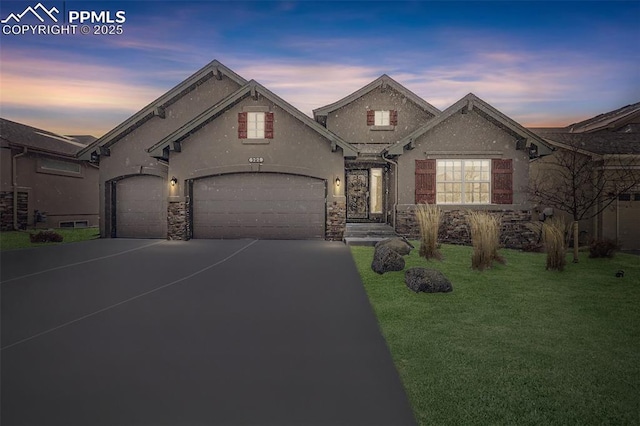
[167,201,190,240]
[326,201,346,241]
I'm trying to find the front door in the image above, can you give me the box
[347,170,369,219]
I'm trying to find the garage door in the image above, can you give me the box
[116,175,167,238]
[193,173,326,239]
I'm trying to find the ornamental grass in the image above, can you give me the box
[415,203,443,260]
[467,211,504,270]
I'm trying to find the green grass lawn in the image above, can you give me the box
[351,243,640,425]
[0,228,100,251]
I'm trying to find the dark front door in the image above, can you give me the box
[347,170,368,219]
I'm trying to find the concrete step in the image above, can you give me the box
[343,223,399,246]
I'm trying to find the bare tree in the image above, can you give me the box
[530,139,640,263]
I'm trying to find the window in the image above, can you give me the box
[247,112,265,139]
[37,158,82,177]
[375,111,390,126]
[437,160,491,204]
[370,168,383,214]
[416,159,512,205]
[238,111,274,139]
[59,220,89,228]
[367,110,398,127]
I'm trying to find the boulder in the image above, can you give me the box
[405,267,453,293]
[371,246,405,274]
[375,237,414,256]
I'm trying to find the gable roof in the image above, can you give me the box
[567,101,640,133]
[78,59,247,160]
[385,93,554,157]
[147,80,358,158]
[312,74,441,120]
[0,117,96,157]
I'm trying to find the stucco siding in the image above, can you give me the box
[325,86,435,145]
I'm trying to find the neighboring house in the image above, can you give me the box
[79,59,554,246]
[530,102,640,250]
[0,118,99,231]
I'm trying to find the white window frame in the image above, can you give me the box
[436,159,491,204]
[247,112,265,139]
[374,110,390,126]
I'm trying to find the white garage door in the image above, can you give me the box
[116,175,167,238]
[193,173,326,239]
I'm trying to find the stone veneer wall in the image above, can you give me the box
[167,201,190,240]
[326,201,346,241]
[0,191,28,231]
[396,206,537,249]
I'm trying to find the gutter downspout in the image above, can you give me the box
[13,147,27,230]
[382,151,398,230]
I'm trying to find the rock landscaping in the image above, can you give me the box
[405,267,453,293]
[371,245,405,274]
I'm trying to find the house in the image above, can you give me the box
[0,118,99,231]
[530,102,640,250]
[79,60,554,246]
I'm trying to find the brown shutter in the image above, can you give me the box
[492,159,513,204]
[390,110,398,126]
[238,112,247,139]
[265,112,274,139]
[415,159,436,204]
[367,110,375,126]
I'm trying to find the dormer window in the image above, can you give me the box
[367,109,398,130]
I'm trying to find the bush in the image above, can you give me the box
[589,239,619,258]
[415,203,443,260]
[29,230,64,243]
[542,217,567,271]
[467,211,504,271]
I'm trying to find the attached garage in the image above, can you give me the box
[192,173,326,239]
[115,175,167,238]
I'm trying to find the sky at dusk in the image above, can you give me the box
[1,0,639,137]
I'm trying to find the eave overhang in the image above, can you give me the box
[384,93,554,158]
[78,60,248,161]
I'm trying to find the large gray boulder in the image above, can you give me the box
[371,246,405,274]
[375,237,414,256]
[405,267,453,293]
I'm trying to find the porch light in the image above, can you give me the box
[170,176,177,186]
[335,177,341,187]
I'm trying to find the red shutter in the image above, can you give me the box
[367,110,375,126]
[265,112,274,139]
[390,110,398,126]
[415,159,436,204]
[238,112,247,139]
[492,159,513,204]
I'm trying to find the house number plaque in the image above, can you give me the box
[248,157,264,163]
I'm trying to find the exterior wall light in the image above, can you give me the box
[170,176,177,186]
[335,177,341,187]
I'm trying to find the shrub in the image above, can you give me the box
[541,217,567,271]
[415,203,443,260]
[467,211,504,271]
[29,230,64,243]
[589,239,619,258]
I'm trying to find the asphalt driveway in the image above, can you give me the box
[1,239,416,426]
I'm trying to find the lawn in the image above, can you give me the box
[0,228,100,251]
[351,243,640,425]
